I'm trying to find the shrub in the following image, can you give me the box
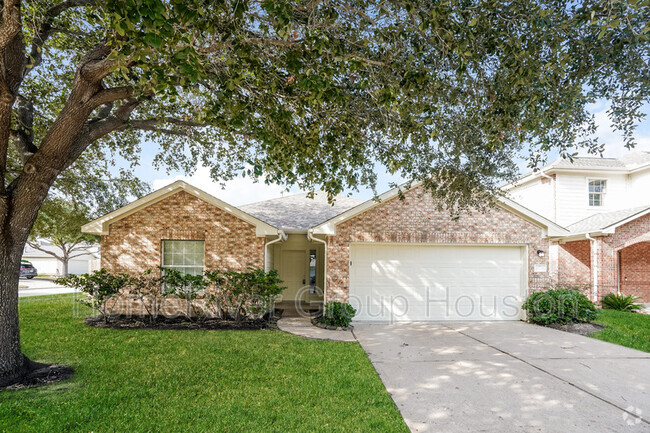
[322,302,357,328]
[56,269,128,321]
[522,289,597,325]
[124,269,166,322]
[204,268,285,321]
[161,268,208,320]
[601,293,642,312]
[553,282,591,296]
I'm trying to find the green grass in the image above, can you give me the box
[590,309,650,353]
[0,295,407,433]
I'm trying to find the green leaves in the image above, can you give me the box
[13,0,650,212]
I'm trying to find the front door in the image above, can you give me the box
[279,250,307,301]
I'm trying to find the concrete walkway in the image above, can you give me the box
[277,317,356,342]
[18,278,78,297]
[355,321,650,433]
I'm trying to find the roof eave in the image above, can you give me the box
[81,180,279,237]
[311,182,569,237]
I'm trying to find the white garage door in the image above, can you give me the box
[349,244,525,322]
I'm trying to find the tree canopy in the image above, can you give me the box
[4,0,649,211]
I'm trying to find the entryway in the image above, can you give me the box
[268,234,325,312]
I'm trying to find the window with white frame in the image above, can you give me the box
[161,240,205,276]
[588,179,606,207]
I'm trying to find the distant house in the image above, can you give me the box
[504,151,650,302]
[22,239,100,276]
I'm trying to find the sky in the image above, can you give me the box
[128,101,650,206]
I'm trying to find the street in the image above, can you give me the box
[18,278,78,298]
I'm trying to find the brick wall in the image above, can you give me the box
[598,213,650,301]
[556,213,650,302]
[557,240,591,284]
[326,186,550,302]
[101,190,265,274]
[620,242,650,300]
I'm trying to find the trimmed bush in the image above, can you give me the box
[322,302,357,328]
[522,289,597,325]
[56,269,128,320]
[601,293,642,312]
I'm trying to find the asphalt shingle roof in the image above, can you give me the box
[240,192,363,231]
[513,151,650,183]
[567,205,650,233]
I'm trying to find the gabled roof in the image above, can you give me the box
[503,151,650,189]
[309,182,569,237]
[566,205,650,234]
[240,192,363,231]
[81,181,279,236]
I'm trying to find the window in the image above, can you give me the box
[161,240,205,276]
[588,180,606,207]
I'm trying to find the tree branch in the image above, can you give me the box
[26,240,64,261]
[13,95,38,163]
[0,0,21,52]
[25,0,99,75]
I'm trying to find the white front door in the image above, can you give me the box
[279,250,307,301]
[349,244,525,322]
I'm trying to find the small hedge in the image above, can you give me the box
[321,301,357,328]
[522,289,597,325]
[601,293,642,312]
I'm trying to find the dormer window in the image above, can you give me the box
[588,179,606,206]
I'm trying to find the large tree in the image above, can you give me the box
[0,0,648,385]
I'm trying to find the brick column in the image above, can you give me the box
[596,238,618,301]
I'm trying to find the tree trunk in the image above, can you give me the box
[0,226,34,386]
[60,258,69,277]
[0,184,54,385]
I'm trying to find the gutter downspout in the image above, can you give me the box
[264,230,287,272]
[308,229,328,305]
[586,233,598,302]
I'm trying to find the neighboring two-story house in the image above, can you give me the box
[504,151,650,302]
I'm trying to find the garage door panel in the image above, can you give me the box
[350,244,524,322]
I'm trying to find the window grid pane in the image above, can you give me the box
[588,180,605,206]
[161,240,205,275]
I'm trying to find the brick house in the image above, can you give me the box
[505,151,650,302]
[83,180,567,322]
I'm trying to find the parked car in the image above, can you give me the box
[20,261,38,279]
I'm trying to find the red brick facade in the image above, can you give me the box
[556,213,650,302]
[557,240,591,284]
[325,186,550,302]
[620,242,650,300]
[101,190,265,274]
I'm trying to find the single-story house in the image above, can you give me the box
[82,180,568,322]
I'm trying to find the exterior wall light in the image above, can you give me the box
[536,249,545,257]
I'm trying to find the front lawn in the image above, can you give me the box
[0,295,407,433]
[590,309,650,353]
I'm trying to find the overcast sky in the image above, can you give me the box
[129,100,650,206]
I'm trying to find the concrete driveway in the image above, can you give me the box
[18,278,77,297]
[354,321,650,432]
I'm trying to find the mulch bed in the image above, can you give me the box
[1,364,74,391]
[546,322,606,336]
[84,314,280,331]
[311,318,353,331]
